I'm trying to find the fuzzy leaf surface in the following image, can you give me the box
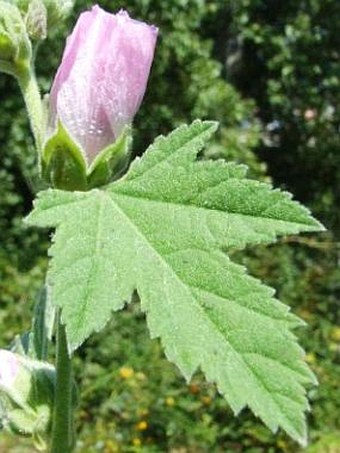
[26,120,323,443]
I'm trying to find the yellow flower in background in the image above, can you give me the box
[136,420,148,431]
[119,366,134,379]
[132,438,141,447]
[165,396,175,407]
[305,353,316,365]
[104,439,119,453]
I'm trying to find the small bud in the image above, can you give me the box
[11,0,74,30]
[0,350,55,438]
[0,1,31,73]
[45,0,74,27]
[26,0,47,41]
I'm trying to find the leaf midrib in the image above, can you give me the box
[107,191,301,428]
[110,190,319,229]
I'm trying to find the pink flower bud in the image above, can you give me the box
[0,350,19,388]
[48,5,158,164]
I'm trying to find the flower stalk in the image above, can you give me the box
[17,66,44,151]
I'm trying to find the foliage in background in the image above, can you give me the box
[223,0,340,232]
[1,0,339,451]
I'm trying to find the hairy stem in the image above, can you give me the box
[17,66,44,151]
[50,315,75,453]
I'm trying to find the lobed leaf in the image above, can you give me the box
[26,120,324,443]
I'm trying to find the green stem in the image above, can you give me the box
[17,66,44,151]
[50,315,75,453]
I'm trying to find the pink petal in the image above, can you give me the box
[0,350,19,388]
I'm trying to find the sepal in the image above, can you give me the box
[42,121,87,191]
[42,122,132,190]
[88,127,132,188]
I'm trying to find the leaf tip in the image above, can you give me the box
[198,119,219,133]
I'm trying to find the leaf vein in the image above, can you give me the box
[109,193,301,418]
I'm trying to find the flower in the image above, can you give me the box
[132,438,141,447]
[136,420,148,431]
[48,5,158,165]
[119,366,134,379]
[0,349,19,389]
[165,396,175,407]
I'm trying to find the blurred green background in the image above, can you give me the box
[1,0,339,451]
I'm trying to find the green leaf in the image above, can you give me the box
[31,285,55,360]
[26,120,324,443]
[10,286,55,361]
